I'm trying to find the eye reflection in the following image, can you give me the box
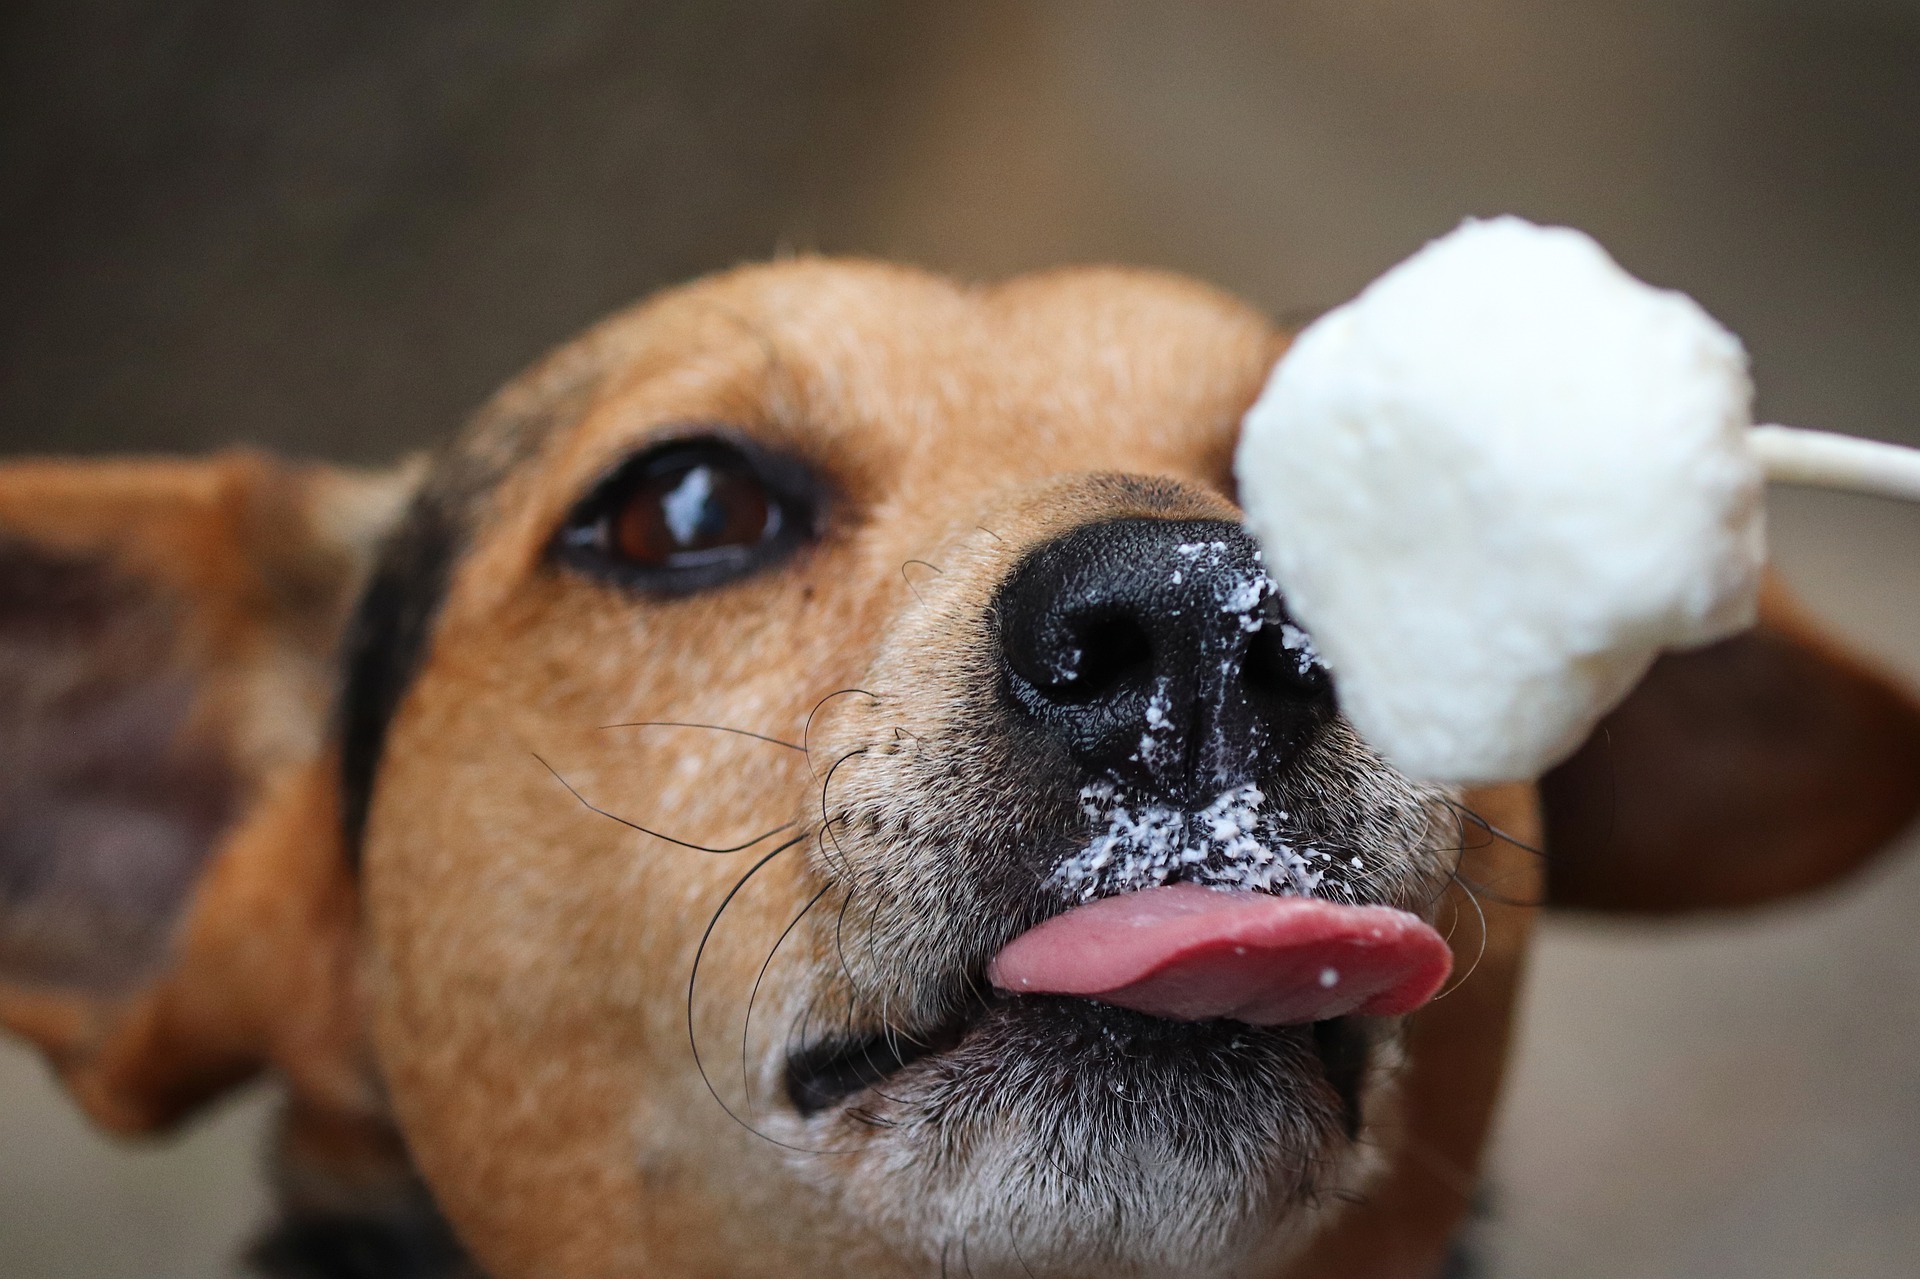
[661,465,718,545]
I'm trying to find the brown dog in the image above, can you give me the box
[4,260,1918,1279]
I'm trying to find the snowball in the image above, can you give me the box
[1236,216,1766,784]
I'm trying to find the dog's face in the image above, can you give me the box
[4,260,1918,1279]
[354,261,1470,1276]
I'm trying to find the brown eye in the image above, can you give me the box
[555,436,818,593]
[611,457,773,566]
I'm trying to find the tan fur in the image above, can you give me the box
[3,260,1915,1279]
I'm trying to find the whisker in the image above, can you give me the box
[974,524,1006,544]
[875,979,901,1082]
[803,688,879,777]
[1420,808,1496,910]
[901,559,943,606]
[1426,870,1491,1004]
[845,1106,897,1130]
[819,747,869,877]
[866,899,909,1041]
[1437,882,1464,946]
[1009,1231,1040,1279]
[686,832,852,1156]
[1444,795,1546,857]
[1452,868,1546,910]
[596,720,805,751]
[742,883,832,1119]
[832,880,864,1003]
[812,824,854,899]
[1450,804,1499,855]
[534,754,793,854]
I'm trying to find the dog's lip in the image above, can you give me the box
[784,995,989,1117]
[782,993,1376,1125]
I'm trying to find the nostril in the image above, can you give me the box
[1049,613,1153,705]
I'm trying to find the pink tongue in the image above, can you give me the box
[988,883,1453,1026]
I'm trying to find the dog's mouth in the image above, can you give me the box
[782,993,988,1117]
[784,883,1450,1119]
[785,989,1381,1137]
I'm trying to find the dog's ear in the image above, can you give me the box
[1541,579,1920,915]
[0,452,419,1132]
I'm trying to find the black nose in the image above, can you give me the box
[996,517,1333,806]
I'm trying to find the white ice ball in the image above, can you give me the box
[1236,216,1766,784]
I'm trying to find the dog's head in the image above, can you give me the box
[5,260,1918,1279]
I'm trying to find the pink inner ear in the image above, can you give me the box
[0,539,236,991]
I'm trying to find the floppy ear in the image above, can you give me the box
[1541,579,1920,914]
[0,451,417,1132]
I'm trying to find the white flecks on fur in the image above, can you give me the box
[1052,780,1329,900]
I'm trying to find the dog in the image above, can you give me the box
[4,259,1918,1278]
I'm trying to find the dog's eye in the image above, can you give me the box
[554,436,817,592]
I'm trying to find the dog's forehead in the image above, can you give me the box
[601,257,1280,412]
[547,259,1276,471]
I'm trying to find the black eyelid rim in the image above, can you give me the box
[548,425,826,595]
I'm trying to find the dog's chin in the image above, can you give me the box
[784,996,1380,1276]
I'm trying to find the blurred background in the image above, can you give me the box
[2,1,1917,1275]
